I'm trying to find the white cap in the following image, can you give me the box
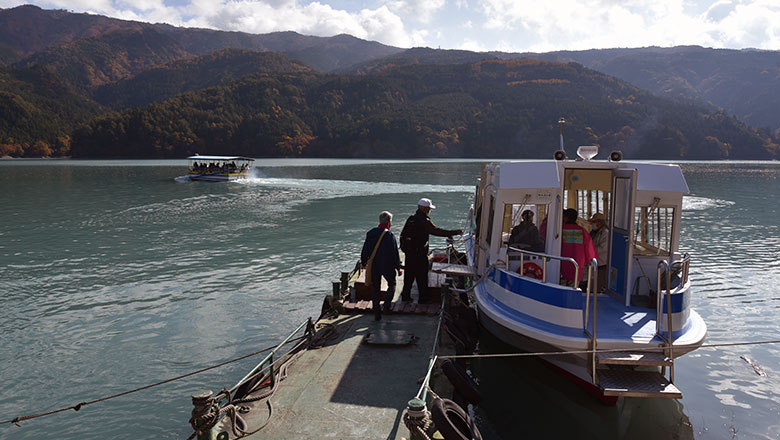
[418,198,436,209]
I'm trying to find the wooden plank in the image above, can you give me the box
[356,300,371,311]
[425,303,441,315]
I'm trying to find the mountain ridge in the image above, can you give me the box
[1,5,778,160]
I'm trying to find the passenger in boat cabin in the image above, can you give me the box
[560,208,598,287]
[361,211,403,321]
[508,210,544,252]
[400,198,462,304]
[589,212,609,292]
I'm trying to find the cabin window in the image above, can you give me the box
[501,204,546,239]
[562,169,612,227]
[633,206,675,255]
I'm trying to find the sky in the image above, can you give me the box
[3,0,780,52]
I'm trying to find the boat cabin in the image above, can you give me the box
[473,147,688,306]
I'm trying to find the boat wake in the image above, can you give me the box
[683,195,735,210]
[173,175,192,183]
[236,176,474,198]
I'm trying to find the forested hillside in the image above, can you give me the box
[1,5,779,160]
[70,59,778,160]
[511,46,780,132]
[0,65,104,156]
[93,49,313,109]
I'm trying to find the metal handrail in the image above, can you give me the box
[230,318,312,393]
[581,259,599,384]
[656,254,689,384]
[507,247,579,284]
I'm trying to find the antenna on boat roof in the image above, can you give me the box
[554,117,567,160]
[558,117,565,150]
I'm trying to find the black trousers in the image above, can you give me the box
[401,253,429,303]
[371,271,396,316]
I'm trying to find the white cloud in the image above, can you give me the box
[386,0,446,24]
[4,0,780,51]
[190,1,420,47]
[458,38,486,51]
[476,0,780,51]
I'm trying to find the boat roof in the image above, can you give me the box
[496,160,689,193]
[187,155,254,161]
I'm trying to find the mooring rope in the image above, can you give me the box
[0,336,305,427]
[187,339,310,440]
[434,339,780,361]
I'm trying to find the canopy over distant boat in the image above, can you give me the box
[187,155,254,161]
[186,155,254,182]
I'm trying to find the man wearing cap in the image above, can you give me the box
[589,212,609,292]
[399,198,462,304]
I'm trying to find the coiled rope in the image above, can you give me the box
[187,337,310,440]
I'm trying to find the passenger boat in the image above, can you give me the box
[466,145,707,401]
[187,155,254,182]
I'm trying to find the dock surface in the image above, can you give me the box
[215,309,441,439]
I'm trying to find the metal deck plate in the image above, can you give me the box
[596,351,672,366]
[364,329,416,345]
[599,369,682,398]
[431,262,476,277]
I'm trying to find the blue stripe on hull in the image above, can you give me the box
[489,267,688,314]
[481,268,693,341]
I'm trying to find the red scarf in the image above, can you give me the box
[378,223,390,229]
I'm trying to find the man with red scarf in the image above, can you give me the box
[361,211,402,321]
[560,208,598,287]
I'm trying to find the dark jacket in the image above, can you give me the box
[361,227,402,276]
[402,209,460,256]
[509,221,544,252]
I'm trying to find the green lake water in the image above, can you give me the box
[0,159,778,439]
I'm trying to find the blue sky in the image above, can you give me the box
[3,0,779,52]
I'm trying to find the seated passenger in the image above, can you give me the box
[508,210,544,252]
[560,208,597,287]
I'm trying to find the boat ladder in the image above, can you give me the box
[584,258,685,399]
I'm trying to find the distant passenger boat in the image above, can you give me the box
[187,155,254,182]
[466,145,707,402]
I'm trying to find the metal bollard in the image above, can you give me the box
[332,281,341,298]
[190,390,217,440]
[405,398,433,440]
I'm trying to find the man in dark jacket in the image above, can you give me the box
[399,198,462,304]
[361,211,403,321]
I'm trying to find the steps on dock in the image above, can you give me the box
[596,351,672,367]
[598,369,682,398]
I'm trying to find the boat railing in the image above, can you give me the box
[579,259,599,384]
[655,253,690,384]
[506,247,579,284]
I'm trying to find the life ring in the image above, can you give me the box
[517,262,543,280]
[430,398,483,440]
[441,359,483,405]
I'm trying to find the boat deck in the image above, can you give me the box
[216,310,441,439]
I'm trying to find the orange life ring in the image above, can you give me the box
[517,262,543,280]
